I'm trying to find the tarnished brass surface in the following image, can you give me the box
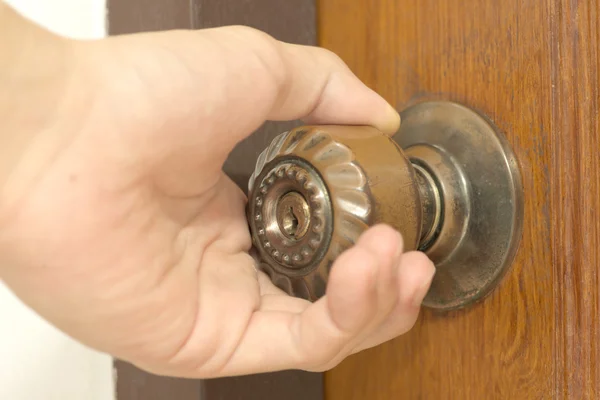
[247,125,421,300]
[247,101,524,310]
[395,101,524,310]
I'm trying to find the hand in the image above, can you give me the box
[0,11,435,378]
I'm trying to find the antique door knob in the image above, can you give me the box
[246,101,524,311]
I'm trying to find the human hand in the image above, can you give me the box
[0,9,435,378]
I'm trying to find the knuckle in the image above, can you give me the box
[315,46,344,66]
[306,351,348,372]
[227,25,272,40]
[227,26,288,96]
[227,25,280,60]
[303,349,341,370]
[292,332,345,371]
[397,311,420,335]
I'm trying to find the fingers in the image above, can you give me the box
[256,270,287,296]
[199,235,383,377]
[265,41,400,134]
[197,225,433,378]
[195,26,399,133]
[259,294,310,313]
[99,26,399,164]
[351,251,435,353]
[325,225,400,334]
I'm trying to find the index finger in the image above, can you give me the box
[107,25,400,151]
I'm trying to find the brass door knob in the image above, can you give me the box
[246,101,524,311]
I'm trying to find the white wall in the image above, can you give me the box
[5,0,106,39]
[1,1,114,399]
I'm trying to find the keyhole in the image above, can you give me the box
[276,192,311,240]
[283,206,300,237]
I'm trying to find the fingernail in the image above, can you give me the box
[378,104,401,135]
[411,262,436,307]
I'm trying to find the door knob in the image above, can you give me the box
[246,101,524,311]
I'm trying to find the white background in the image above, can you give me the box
[1,1,114,399]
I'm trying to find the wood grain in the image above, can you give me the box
[551,1,599,397]
[319,0,599,398]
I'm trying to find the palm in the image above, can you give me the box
[0,24,435,378]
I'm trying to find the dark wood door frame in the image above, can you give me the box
[107,1,323,399]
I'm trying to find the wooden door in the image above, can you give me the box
[320,0,600,399]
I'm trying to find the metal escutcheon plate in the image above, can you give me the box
[393,101,524,311]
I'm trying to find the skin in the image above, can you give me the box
[0,3,435,378]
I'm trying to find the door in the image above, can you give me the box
[108,0,599,399]
[320,0,599,398]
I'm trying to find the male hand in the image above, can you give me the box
[0,9,435,378]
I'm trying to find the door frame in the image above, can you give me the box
[107,1,323,399]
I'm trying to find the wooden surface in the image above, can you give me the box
[108,0,322,399]
[319,0,599,399]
